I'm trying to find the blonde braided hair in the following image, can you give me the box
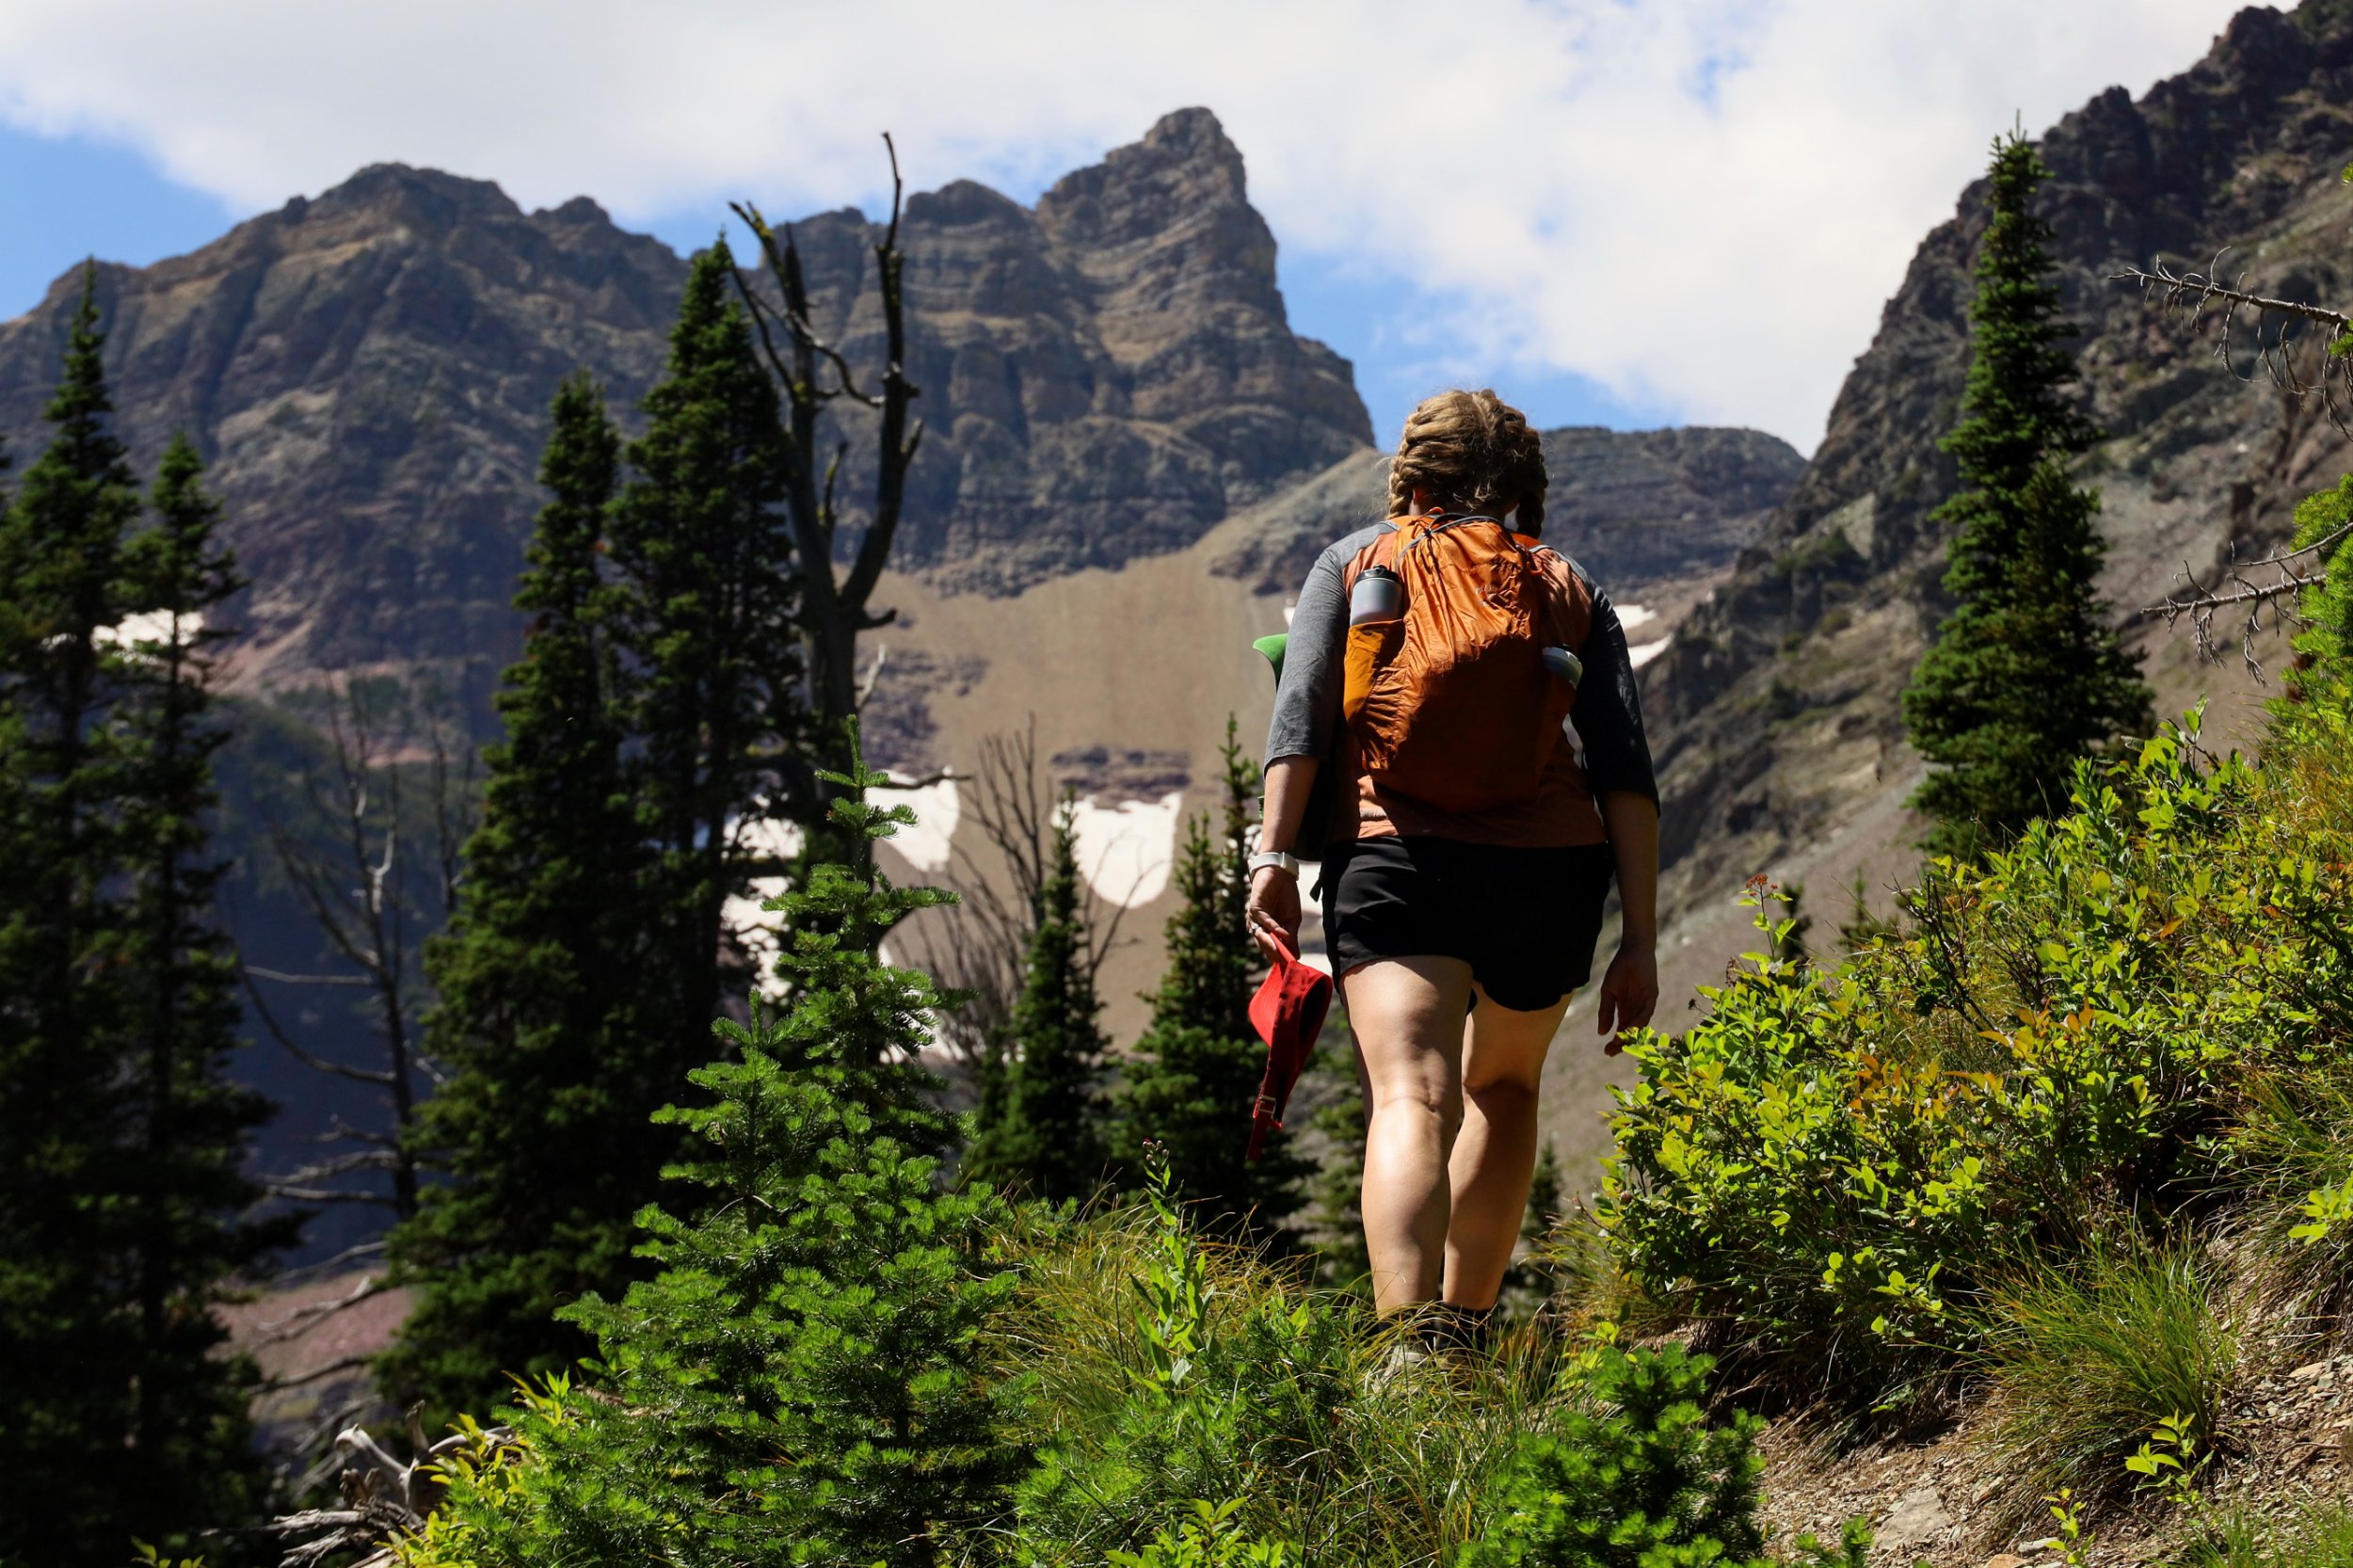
[1385,388,1548,534]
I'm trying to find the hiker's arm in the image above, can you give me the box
[1595,790,1659,1053]
[1263,542,1350,770]
[1253,539,1349,960]
[1570,583,1658,806]
[1576,583,1660,1051]
[1247,756,1318,960]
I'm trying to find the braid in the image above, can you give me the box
[1386,388,1548,534]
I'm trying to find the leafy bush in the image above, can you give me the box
[1975,1243,2238,1512]
[1465,1339,1865,1568]
[1601,715,2353,1404]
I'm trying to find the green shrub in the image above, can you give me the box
[1107,1499,1294,1567]
[1601,714,2353,1404]
[1974,1242,2238,1512]
[1465,1340,1866,1568]
[999,1160,1357,1561]
[394,760,1030,1568]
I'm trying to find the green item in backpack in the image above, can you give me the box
[1254,632,1289,684]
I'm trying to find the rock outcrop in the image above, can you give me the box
[766,106,1371,592]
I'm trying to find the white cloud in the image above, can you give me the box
[0,0,2249,446]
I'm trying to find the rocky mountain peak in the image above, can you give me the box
[0,108,1370,694]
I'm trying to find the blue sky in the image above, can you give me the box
[0,0,2251,450]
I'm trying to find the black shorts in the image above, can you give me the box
[1317,837,1615,1012]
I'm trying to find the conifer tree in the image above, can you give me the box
[604,238,800,1096]
[383,374,655,1417]
[387,248,804,1416]
[0,274,271,1562]
[1903,131,2150,857]
[967,797,1112,1203]
[116,435,280,1540]
[1116,719,1307,1234]
[441,742,1030,1565]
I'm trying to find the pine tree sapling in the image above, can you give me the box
[1117,718,1308,1234]
[1466,1341,1867,1568]
[431,738,1029,1567]
[968,795,1112,1204]
[1903,130,2151,858]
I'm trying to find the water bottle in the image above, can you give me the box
[1543,647,1583,692]
[1350,566,1403,627]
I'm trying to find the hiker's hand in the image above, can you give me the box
[1247,866,1301,962]
[1596,937,1657,1055]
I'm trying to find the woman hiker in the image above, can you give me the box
[1247,387,1660,1338]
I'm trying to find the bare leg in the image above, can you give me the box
[1339,955,1476,1314]
[1442,985,1573,1310]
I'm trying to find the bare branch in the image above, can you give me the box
[248,1274,388,1349]
[2139,517,2353,680]
[245,966,373,988]
[871,766,960,791]
[2113,252,2353,440]
[269,1240,386,1290]
[264,1186,402,1208]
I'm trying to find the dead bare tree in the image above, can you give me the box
[260,1409,518,1568]
[908,720,1133,1065]
[244,684,476,1223]
[2116,252,2353,676]
[726,134,922,858]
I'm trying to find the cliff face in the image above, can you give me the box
[1644,0,2353,906]
[0,171,684,699]
[0,108,1370,702]
[1213,425,1804,608]
[772,106,1371,593]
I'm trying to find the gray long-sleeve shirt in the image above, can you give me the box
[1263,521,1658,804]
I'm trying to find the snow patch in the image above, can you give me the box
[1628,638,1671,670]
[1069,791,1183,909]
[83,609,202,654]
[1616,601,1657,632]
[885,775,959,872]
[723,813,805,997]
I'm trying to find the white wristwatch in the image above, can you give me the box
[1248,850,1300,878]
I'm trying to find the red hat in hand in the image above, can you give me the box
[1246,931,1333,1161]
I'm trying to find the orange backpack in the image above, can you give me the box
[1341,514,1585,815]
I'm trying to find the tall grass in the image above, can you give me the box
[984,1199,1581,1565]
[1974,1242,2239,1515]
[2231,1064,2353,1336]
[2177,1501,2353,1568]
